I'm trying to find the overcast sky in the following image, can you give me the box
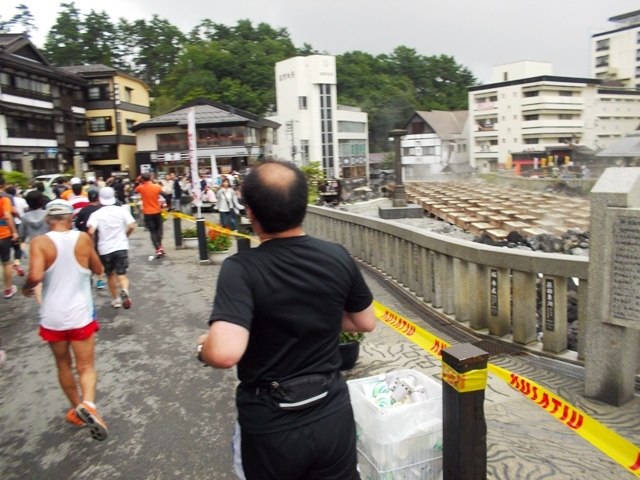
[1,0,638,83]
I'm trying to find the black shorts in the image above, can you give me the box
[238,405,359,480]
[100,250,129,275]
[0,237,12,263]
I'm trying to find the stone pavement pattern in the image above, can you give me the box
[0,216,638,479]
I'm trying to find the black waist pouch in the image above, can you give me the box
[264,372,337,411]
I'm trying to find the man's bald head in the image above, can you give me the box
[242,160,308,234]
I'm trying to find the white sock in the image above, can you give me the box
[83,401,96,409]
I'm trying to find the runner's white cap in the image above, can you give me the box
[45,199,74,216]
[70,177,82,185]
[99,187,117,206]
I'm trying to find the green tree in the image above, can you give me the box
[0,4,36,34]
[43,2,84,66]
[81,10,117,65]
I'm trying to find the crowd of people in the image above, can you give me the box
[2,161,376,479]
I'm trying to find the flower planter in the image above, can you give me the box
[209,249,231,265]
[182,237,198,249]
[339,341,361,370]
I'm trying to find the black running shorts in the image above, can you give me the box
[0,237,12,263]
[100,249,129,275]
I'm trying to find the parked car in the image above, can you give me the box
[33,174,73,197]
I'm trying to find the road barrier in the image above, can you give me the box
[372,300,640,478]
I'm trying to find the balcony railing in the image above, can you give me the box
[7,128,57,140]
[475,101,496,111]
[1,85,52,102]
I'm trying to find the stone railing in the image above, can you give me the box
[305,205,589,360]
[480,173,597,195]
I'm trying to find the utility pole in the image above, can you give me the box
[286,120,297,162]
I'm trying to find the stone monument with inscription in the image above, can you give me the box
[584,167,640,406]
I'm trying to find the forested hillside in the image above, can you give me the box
[5,3,478,151]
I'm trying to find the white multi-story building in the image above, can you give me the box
[591,10,640,87]
[268,55,369,187]
[400,110,469,179]
[469,61,640,173]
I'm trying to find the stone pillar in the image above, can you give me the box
[512,270,537,345]
[469,263,488,330]
[421,248,432,303]
[441,254,455,315]
[542,276,568,354]
[453,259,470,322]
[577,279,588,361]
[21,152,33,180]
[585,167,640,406]
[432,252,443,308]
[488,267,511,337]
[73,152,83,179]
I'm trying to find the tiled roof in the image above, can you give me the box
[412,110,469,141]
[596,133,640,157]
[132,99,280,132]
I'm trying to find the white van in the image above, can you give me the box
[33,174,73,197]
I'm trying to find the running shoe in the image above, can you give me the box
[96,279,106,289]
[75,402,108,441]
[159,246,165,256]
[13,264,24,276]
[155,247,164,258]
[66,408,86,428]
[4,286,18,298]
[121,289,131,309]
[111,298,122,308]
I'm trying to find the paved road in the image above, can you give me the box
[1,218,639,479]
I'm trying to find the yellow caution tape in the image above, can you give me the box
[161,211,259,243]
[441,363,488,393]
[372,300,640,477]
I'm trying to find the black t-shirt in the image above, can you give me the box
[75,205,102,233]
[209,235,373,433]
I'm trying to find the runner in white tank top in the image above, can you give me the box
[40,230,94,331]
[22,199,108,441]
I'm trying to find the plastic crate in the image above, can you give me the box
[348,369,443,472]
[358,447,443,480]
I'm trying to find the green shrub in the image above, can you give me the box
[0,170,28,189]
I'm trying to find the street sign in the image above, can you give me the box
[45,147,58,158]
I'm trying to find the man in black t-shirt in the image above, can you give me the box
[197,160,375,480]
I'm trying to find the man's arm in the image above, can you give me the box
[198,321,249,369]
[79,232,104,275]
[87,226,96,241]
[22,236,46,294]
[341,303,376,333]
[126,222,135,237]
[3,201,18,241]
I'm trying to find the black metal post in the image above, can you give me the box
[196,217,209,264]
[173,214,182,248]
[442,344,489,480]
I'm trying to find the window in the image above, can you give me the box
[298,96,307,110]
[524,114,539,121]
[402,147,415,156]
[523,91,539,97]
[502,139,506,144]
[558,137,572,144]
[87,144,118,161]
[559,114,573,120]
[490,140,498,146]
[637,49,640,61]
[638,31,640,44]
[300,140,309,165]
[157,132,188,151]
[503,72,508,81]
[87,84,110,101]
[513,138,517,143]
[319,84,334,176]
[337,121,366,133]
[489,96,497,102]
[559,90,573,97]
[124,87,133,103]
[88,116,113,132]
[339,139,366,157]
[126,119,135,134]
[636,66,640,78]
[513,92,517,97]
[513,115,517,119]
[596,55,609,68]
[596,38,609,51]
[524,138,539,144]
[0,72,9,86]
